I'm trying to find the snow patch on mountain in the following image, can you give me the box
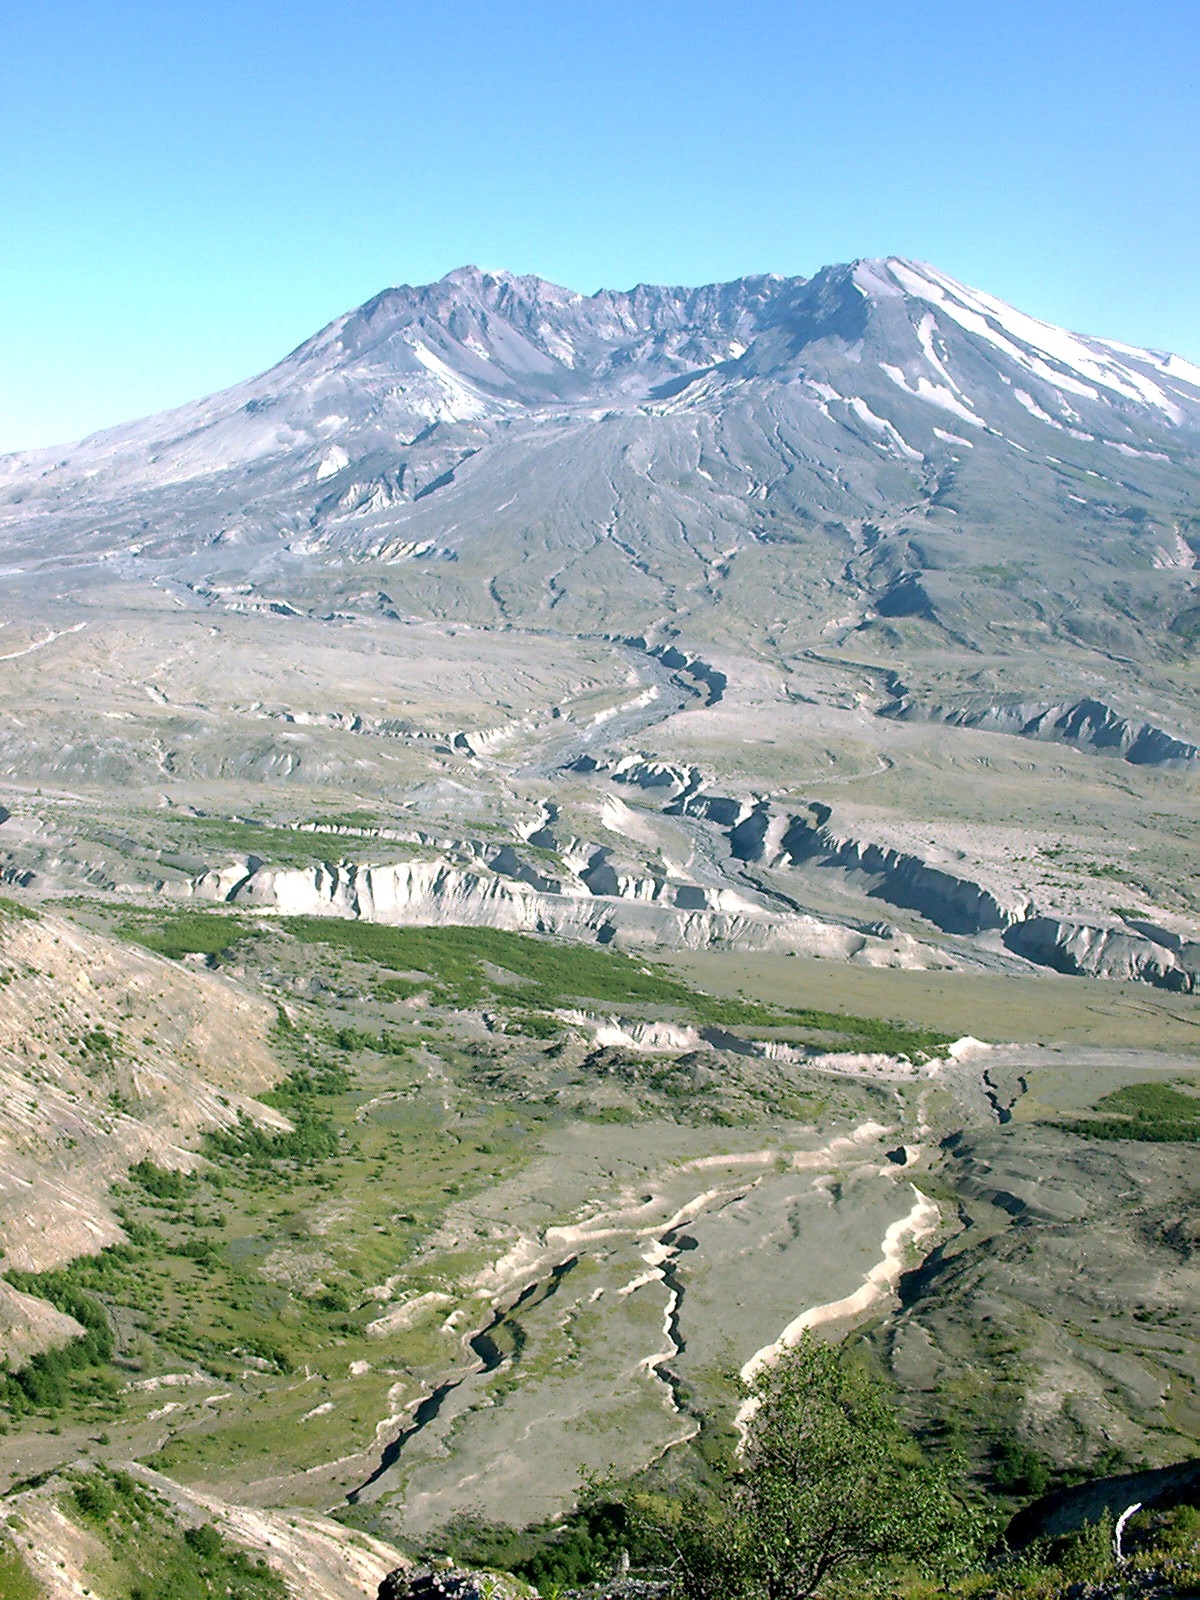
[848,397,923,461]
[880,363,983,426]
[886,258,1193,420]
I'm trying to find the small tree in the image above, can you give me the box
[660,1334,986,1600]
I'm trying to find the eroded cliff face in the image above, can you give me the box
[882,694,1200,770]
[184,779,1200,992]
[191,853,940,967]
[584,762,1200,991]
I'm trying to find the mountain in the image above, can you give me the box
[2,259,1198,658]
[0,260,1198,987]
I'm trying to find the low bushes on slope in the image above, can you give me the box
[117,908,251,961]
[0,1263,116,1416]
[282,919,954,1059]
[111,905,954,1057]
[1058,1081,1200,1143]
[67,1465,288,1600]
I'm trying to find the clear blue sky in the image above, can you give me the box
[2,0,1198,450]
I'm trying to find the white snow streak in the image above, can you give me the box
[410,341,490,419]
[315,446,349,481]
[848,397,923,461]
[887,260,1187,421]
[880,363,984,427]
[1013,389,1056,424]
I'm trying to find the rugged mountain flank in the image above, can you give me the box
[2,259,1198,660]
[0,258,1197,989]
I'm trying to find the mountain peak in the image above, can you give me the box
[440,264,514,288]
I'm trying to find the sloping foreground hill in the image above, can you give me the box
[0,1460,406,1600]
[0,898,280,1277]
[0,902,411,1596]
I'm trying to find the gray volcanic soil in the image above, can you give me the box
[877,1118,1200,1471]
[1,258,1199,990]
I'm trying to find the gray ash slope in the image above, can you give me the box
[0,259,1196,608]
[2,257,1200,747]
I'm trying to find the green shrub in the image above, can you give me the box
[505,1012,562,1039]
[130,1160,198,1200]
[442,1496,647,1589]
[117,911,250,961]
[332,1026,408,1056]
[634,1335,990,1600]
[203,1109,339,1168]
[260,1062,351,1107]
[1056,1079,1200,1143]
[992,1438,1054,1497]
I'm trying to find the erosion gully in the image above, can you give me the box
[348,1256,580,1501]
[348,1178,755,1501]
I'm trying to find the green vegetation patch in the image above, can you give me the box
[0,1007,545,1474]
[117,909,252,961]
[68,1466,287,1600]
[0,1532,41,1600]
[281,921,954,1058]
[441,1495,646,1590]
[2,1256,120,1416]
[204,1109,341,1169]
[1096,1081,1200,1121]
[303,810,385,830]
[164,815,427,868]
[130,1160,200,1201]
[0,895,37,925]
[331,1025,410,1057]
[281,918,691,1010]
[208,1055,349,1168]
[1058,1078,1200,1142]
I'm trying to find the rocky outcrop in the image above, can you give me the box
[1003,916,1200,991]
[555,1010,940,1075]
[615,636,727,706]
[380,1569,527,1600]
[0,1279,85,1366]
[186,773,1200,991]
[1007,1459,1200,1546]
[677,786,1198,991]
[2,1460,408,1600]
[884,694,1200,770]
[191,852,937,964]
[782,817,1025,935]
[715,799,1028,936]
[572,751,704,802]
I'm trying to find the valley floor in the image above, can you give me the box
[0,597,1197,1598]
